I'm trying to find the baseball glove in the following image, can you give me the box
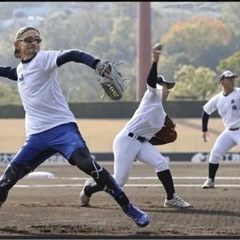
[149,115,177,145]
[95,60,124,100]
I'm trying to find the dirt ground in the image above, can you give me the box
[0,162,240,240]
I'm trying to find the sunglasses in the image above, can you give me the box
[17,36,42,44]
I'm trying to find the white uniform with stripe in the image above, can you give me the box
[203,87,240,163]
[112,84,169,187]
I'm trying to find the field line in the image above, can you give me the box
[14,184,240,188]
[58,176,240,180]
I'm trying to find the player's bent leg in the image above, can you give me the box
[0,163,19,207]
[70,147,123,197]
[202,155,220,189]
[69,147,150,227]
[0,162,29,208]
[202,162,219,188]
[157,169,191,209]
[202,135,233,189]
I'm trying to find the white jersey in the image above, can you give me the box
[123,84,166,140]
[16,50,76,136]
[203,88,240,129]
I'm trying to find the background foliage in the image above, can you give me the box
[0,2,240,104]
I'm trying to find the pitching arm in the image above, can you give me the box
[146,45,162,88]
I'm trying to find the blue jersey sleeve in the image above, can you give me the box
[0,66,18,81]
[56,49,100,69]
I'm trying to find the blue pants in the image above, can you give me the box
[0,122,126,208]
[11,122,86,171]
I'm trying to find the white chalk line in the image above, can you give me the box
[14,184,240,188]
[58,176,240,180]
[15,176,240,188]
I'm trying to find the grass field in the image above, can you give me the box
[0,118,239,153]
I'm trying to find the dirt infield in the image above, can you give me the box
[0,162,240,239]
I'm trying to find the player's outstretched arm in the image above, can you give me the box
[0,66,18,81]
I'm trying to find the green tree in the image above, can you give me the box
[0,82,21,105]
[217,51,240,86]
[171,65,219,100]
[109,16,136,63]
[158,54,184,84]
[162,16,231,69]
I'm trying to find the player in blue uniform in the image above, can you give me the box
[0,26,150,228]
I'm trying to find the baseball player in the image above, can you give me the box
[0,26,150,228]
[202,70,239,188]
[80,44,191,209]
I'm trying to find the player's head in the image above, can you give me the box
[219,70,238,83]
[157,75,175,89]
[14,26,41,59]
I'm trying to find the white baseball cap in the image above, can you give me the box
[219,70,238,82]
[157,75,175,89]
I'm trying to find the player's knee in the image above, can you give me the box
[155,159,169,172]
[69,147,95,174]
[209,153,222,164]
[69,148,120,193]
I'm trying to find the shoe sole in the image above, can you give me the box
[164,204,191,209]
[137,221,150,228]
[136,217,150,228]
[202,186,215,189]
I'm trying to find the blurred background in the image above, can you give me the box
[1,2,240,103]
[1,2,240,162]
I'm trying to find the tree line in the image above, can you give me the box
[0,2,240,104]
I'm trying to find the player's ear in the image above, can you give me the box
[14,40,19,48]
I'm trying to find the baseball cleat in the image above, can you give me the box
[79,178,95,206]
[164,193,191,209]
[122,202,150,228]
[202,178,215,189]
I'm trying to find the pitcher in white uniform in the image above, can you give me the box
[202,70,240,189]
[80,45,191,209]
[0,26,150,228]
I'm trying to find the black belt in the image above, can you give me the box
[128,132,146,142]
[229,127,239,131]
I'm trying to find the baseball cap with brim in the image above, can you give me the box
[14,26,40,58]
[157,75,175,89]
[219,70,238,82]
